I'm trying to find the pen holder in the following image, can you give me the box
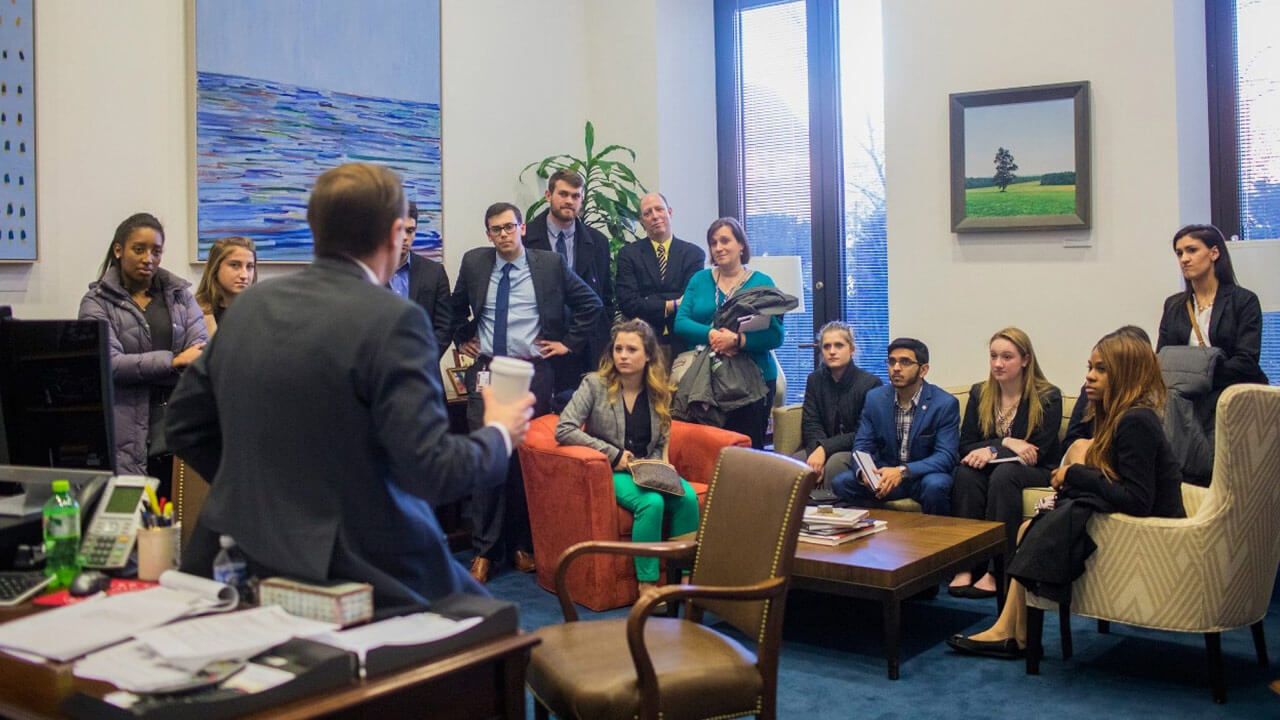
[137,523,181,582]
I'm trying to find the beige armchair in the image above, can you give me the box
[1025,384,1280,703]
[525,448,816,720]
[772,384,1074,515]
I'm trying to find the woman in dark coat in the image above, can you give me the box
[947,329,1184,659]
[795,320,882,487]
[78,213,207,488]
[948,327,1062,599]
[1157,223,1268,392]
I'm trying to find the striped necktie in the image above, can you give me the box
[655,242,668,281]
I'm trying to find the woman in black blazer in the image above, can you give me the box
[1157,224,1268,391]
[947,330,1184,660]
[948,327,1062,599]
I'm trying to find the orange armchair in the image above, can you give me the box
[518,415,751,611]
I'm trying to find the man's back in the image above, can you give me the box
[169,256,507,606]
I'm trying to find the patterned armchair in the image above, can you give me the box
[518,415,751,611]
[1026,384,1280,703]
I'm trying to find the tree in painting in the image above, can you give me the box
[993,146,1018,192]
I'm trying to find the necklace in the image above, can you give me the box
[996,401,1018,437]
[714,268,749,304]
[1194,294,1214,312]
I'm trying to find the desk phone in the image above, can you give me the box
[80,475,157,569]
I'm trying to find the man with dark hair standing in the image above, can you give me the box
[388,200,452,358]
[452,201,602,583]
[523,169,612,395]
[167,163,534,606]
[615,192,705,364]
[830,337,959,515]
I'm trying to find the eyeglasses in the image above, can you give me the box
[487,223,519,237]
[886,358,918,368]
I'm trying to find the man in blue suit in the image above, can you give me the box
[831,338,959,515]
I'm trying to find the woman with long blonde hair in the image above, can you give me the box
[556,319,699,596]
[948,329,1185,660]
[195,236,257,336]
[949,327,1062,599]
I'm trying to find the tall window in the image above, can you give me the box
[1234,0,1280,383]
[718,0,889,402]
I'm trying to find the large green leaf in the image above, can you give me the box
[584,121,595,161]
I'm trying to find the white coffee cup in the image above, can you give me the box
[488,356,535,404]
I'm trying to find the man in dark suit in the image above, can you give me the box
[388,200,452,357]
[522,169,612,397]
[830,338,960,515]
[452,202,602,583]
[166,163,535,607]
[615,192,705,363]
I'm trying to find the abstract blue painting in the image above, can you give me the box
[194,0,442,262]
[0,0,34,262]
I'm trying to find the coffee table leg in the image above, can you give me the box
[883,598,901,680]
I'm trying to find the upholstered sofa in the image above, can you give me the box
[517,414,752,611]
[771,384,1076,515]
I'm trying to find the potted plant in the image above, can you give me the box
[520,121,647,262]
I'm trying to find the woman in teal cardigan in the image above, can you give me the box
[675,217,784,448]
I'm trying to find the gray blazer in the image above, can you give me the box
[556,373,669,465]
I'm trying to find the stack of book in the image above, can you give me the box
[798,507,887,546]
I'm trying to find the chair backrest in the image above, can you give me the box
[1189,384,1280,617]
[172,456,210,552]
[689,447,815,642]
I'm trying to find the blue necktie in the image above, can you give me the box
[555,230,568,265]
[492,262,513,357]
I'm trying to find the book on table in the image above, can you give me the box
[799,518,888,546]
[801,506,869,528]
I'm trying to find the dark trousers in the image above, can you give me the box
[464,356,554,562]
[723,381,776,449]
[952,462,1051,574]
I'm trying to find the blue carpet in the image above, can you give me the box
[482,566,1280,718]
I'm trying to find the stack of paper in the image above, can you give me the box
[314,612,484,664]
[0,571,237,663]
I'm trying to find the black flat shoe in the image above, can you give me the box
[951,584,997,599]
[946,634,1024,659]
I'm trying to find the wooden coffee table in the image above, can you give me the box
[791,509,1005,680]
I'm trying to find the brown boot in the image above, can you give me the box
[469,556,491,585]
[511,550,536,573]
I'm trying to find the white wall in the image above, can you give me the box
[0,0,718,319]
[883,0,1210,389]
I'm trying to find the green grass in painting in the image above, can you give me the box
[964,181,1076,217]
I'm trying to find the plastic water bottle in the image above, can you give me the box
[212,534,253,605]
[42,480,81,589]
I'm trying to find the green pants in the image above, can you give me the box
[612,472,701,582]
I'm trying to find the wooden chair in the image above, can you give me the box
[1025,384,1280,703]
[525,447,815,720]
[171,456,209,553]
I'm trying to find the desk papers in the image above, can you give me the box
[315,612,483,664]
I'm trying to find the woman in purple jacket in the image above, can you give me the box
[78,213,207,490]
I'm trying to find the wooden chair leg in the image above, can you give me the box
[1097,619,1111,634]
[1205,632,1226,704]
[1058,606,1073,660]
[1026,605,1044,675]
[534,695,552,720]
[1252,621,1270,668]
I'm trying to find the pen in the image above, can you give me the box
[145,484,161,515]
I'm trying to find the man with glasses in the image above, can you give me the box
[830,337,959,515]
[522,170,612,398]
[615,192,705,365]
[450,202,602,584]
[388,200,452,360]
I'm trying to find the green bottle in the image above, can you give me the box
[42,480,82,589]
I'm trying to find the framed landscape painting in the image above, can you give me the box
[191,0,442,262]
[949,81,1090,233]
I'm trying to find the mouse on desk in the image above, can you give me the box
[69,570,112,597]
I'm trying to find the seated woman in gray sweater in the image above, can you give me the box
[556,319,700,597]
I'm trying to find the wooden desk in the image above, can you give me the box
[0,609,538,720]
[791,509,1005,680]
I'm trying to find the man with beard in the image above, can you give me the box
[830,337,959,515]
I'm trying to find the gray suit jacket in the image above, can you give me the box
[555,373,668,465]
[167,256,509,606]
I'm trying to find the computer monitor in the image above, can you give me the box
[0,465,111,518]
[0,317,116,473]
